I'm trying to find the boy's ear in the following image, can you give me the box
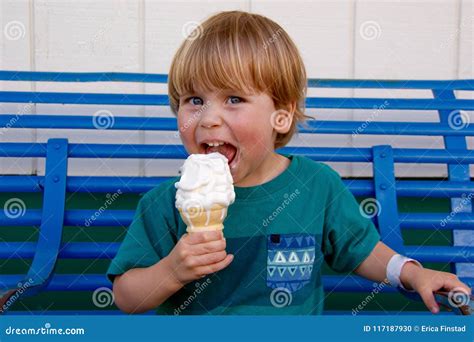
[270,102,296,134]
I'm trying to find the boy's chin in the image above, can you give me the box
[229,167,242,185]
[232,168,254,187]
[229,167,238,184]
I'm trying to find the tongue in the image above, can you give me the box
[206,144,237,164]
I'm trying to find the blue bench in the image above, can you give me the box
[0,71,473,314]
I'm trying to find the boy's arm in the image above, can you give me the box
[354,241,471,313]
[113,230,233,314]
[353,241,395,283]
[113,257,183,314]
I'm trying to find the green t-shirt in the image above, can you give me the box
[107,154,380,315]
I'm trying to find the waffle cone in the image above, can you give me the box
[179,204,228,233]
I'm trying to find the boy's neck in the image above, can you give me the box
[234,153,290,188]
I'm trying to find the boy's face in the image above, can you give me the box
[177,88,285,187]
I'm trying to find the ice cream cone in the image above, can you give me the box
[179,204,228,233]
[175,153,235,233]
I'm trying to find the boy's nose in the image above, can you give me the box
[199,105,223,128]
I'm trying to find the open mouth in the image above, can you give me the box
[200,141,239,170]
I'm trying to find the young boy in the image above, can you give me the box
[107,10,470,315]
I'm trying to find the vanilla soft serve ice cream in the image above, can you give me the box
[175,152,235,232]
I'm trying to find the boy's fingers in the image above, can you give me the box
[187,251,227,268]
[190,239,226,255]
[186,231,224,245]
[419,288,439,314]
[197,254,234,276]
[443,279,471,295]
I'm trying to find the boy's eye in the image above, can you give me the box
[227,96,243,104]
[187,97,204,106]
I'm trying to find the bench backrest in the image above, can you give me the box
[0,71,473,313]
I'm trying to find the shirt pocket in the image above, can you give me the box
[266,233,316,293]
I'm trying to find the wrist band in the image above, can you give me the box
[386,254,422,290]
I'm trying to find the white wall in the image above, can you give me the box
[0,0,472,177]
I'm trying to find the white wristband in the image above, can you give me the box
[386,254,422,291]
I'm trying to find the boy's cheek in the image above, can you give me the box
[237,123,274,149]
[176,114,189,132]
[176,116,197,150]
[238,133,275,164]
[182,138,199,154]
[177,129,198,153]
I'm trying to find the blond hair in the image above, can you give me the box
[168,10,308,148]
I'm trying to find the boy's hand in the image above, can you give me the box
[400,262,472,314]
[164,230,234,285]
